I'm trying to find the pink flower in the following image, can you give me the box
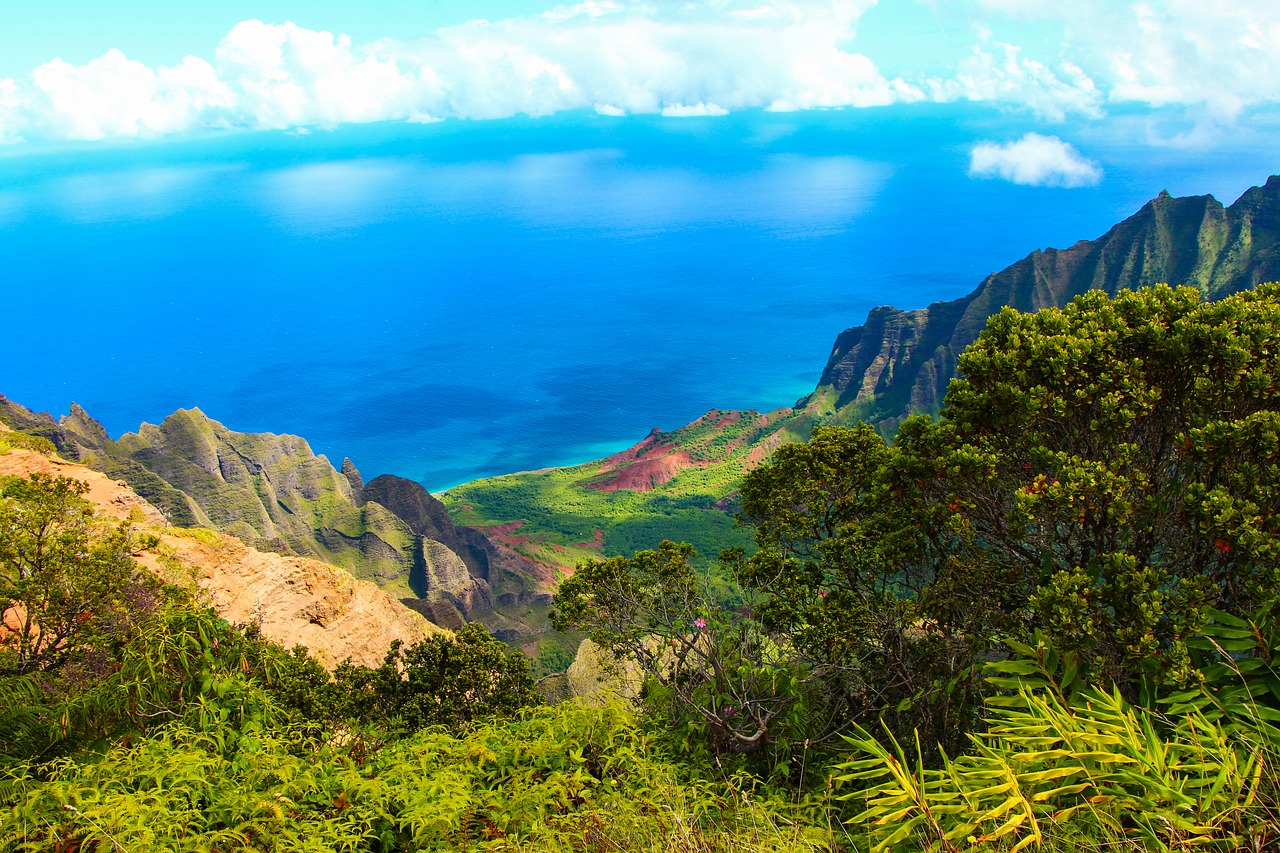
[694,618,707,629]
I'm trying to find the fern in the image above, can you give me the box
[839,642,1280,852]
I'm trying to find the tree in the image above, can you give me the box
[907,283,1280,684]
[738,284,1280,699]
[554,540,836,775]
[734,424,987,753]
[394,622,543,728]
[0,473,146,677]
[324,623,543,733]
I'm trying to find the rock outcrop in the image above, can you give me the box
[0,435,441,668]
[0,399,520,632]
[805,176,1280,432]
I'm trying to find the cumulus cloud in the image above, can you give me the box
[0,0,919,142]
[938,38,1103,120]
[947,0,1280,121]
[968,133,1102,187]
[3,0,1279,143]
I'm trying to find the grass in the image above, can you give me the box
[443,407,817,573]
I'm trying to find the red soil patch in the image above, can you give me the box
[589,449,708,492]
[475,520,531,548]
[588,428,711,493]
[596,450,706,491]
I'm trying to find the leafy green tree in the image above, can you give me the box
[737,284,1280,709]
[391,622,543,728]
[318,623,542,734]
[0,473,147,677]
[554,540,835,777]
[900,283,1280,685]
[734,425,987,754]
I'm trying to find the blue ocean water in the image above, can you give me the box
[2,107,1277,489]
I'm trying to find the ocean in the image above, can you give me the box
[3,106,1276,489]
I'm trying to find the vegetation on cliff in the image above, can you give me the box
[555,283,1280,849]
[0,398,559,646]
[806,175,1280,432]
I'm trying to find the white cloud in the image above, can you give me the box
[968,133,1102,187]
[3,1,1279,143]
[944,0,1280,122]
[0,0,912,142]
[20,50,234,140]
[939,39,1103,120]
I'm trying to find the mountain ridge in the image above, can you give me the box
[0,397,553,640]
[0,429,442,668]
[803,176,1280,431]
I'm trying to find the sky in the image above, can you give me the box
[1,1,1278,159]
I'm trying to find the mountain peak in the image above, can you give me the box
[809,174,1280,430]
[341,457,365,493]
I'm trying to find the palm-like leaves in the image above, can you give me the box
[839,626,1280,852]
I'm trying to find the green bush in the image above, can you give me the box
[0,431,56,455]
[2,700,836,852]
[839,631,1280,852]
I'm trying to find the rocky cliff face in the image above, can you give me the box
[0,398,519,633]
[101,408,422,594]
[357,473,557,637]
[0,434,442,668]
[806,176,1280,431]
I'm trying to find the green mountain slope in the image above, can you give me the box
[444,408,812,571]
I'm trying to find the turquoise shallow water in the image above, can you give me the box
[3,107,1277,489]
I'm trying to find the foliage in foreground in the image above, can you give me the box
[730,283,1280,756]
[0,471,835,851]
[840,605,1280,852]
[0,473,153,679]
[2,700,834,852]
[554,283,1280,831]
[553,539,841,783]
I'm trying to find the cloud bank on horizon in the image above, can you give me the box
[1,0,1277,147]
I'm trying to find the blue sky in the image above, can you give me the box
[2,1,1277,156]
